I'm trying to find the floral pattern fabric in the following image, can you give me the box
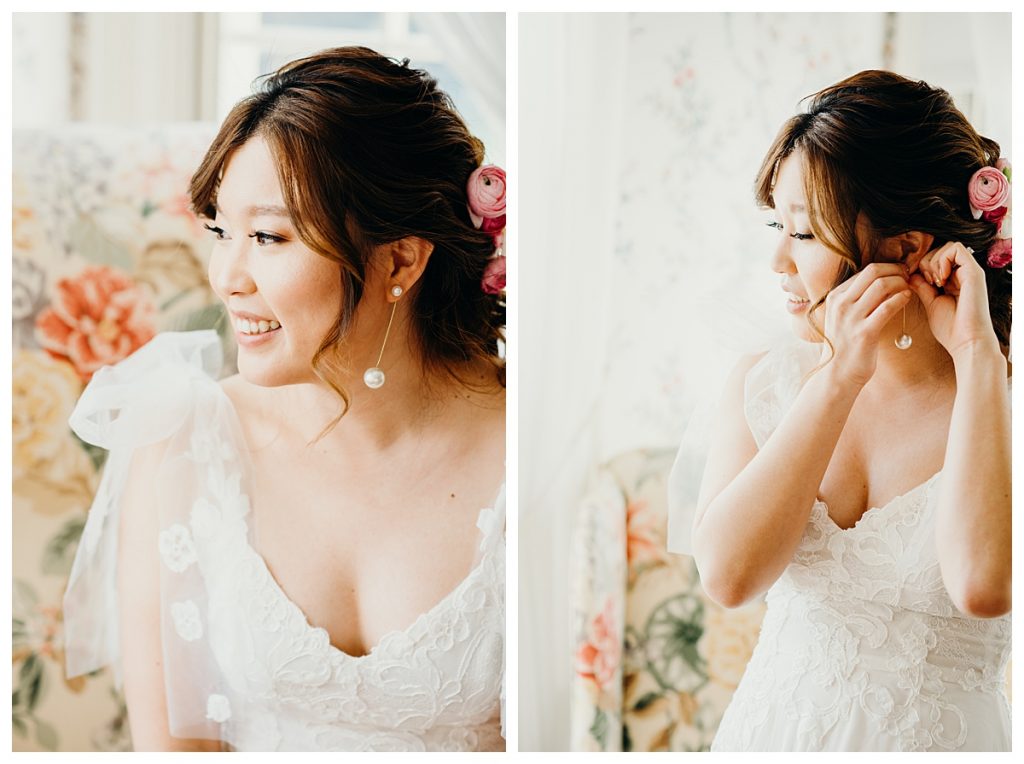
[13,124,222,751]
[571,449,765,751]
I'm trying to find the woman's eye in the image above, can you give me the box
[203,223,229,241]
[790,232,815,241]
[249,231,284,246]
[766,221,784,231]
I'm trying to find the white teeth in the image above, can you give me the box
[235,317,280,335]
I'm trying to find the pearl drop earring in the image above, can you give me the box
[363,285,403,389]
[895,305,912,350]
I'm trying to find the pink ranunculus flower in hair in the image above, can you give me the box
[987,238,1012,268]
[968,166,1011,219]
[481,255,506,295]
[467,164,506,228]
[982,206,1008,226]
[480,214,506,234]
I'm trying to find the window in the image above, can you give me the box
[215,13,504,163]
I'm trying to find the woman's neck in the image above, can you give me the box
[864,295,954,393]
[260,343,502,460]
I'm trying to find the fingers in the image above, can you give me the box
[859,274,912,311]
[904,247,927,276]
[840,262,908,303]
[909,273,938,310]
[861,286,912,335]
[918,242,981,290]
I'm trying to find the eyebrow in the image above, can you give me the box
[214,203,291,219]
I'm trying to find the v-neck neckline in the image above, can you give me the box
[815,471,941,533]
[211,374,505,662]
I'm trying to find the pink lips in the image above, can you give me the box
[784,291,811,315]
[232,310,276,322]
[231,310,281,347]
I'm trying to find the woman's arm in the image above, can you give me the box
[693,262,912,607]
[692,355,862,607]
[914,243,1011,618]
[934,347,1011,617]
[117,444,221,752]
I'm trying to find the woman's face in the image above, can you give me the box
[206,137,344,387]
[767,153,844,342]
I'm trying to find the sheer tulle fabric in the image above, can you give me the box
[667,338,1011,751]
[64,331,505,751]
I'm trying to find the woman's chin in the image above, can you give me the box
[790,314,825,344]
[235,354,298,388]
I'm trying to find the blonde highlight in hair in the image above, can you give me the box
[189,47,505,439]
[754,70,1011,366]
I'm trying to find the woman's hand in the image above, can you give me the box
[910,242,1001,361]
[821,262,912,387]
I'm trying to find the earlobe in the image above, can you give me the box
[900,231,934,274]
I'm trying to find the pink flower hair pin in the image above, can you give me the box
[968,159,1011,268]
[467,164,507,295]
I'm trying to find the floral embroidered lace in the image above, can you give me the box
[64,331,505,751]
[710,341,1011,751]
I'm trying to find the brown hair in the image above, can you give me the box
[189,46,504,428]
[754,69,1011,349]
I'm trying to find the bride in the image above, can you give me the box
[670,70,1010,751]
[63,47,506,752]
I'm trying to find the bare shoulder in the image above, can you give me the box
[730,350,770,382]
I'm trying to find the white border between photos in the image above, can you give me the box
[4,0,1023,759]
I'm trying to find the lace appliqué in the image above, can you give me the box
[713,342,1011,752]
[183,420,504,752]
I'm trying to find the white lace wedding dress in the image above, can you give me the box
[670,339,1011,752]
[63,330,505,752]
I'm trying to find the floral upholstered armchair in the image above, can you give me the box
[12,125,226,751]
[570,448,766,752]
[570,448,1013,752]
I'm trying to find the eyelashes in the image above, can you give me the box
[249,231,285,246]
[203,223,285,247]
[203,223,228,240]
[766,221,814,241]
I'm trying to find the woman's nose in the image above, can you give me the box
[209,238,255,298]
[769,235,794,275]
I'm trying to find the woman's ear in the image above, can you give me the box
[382,236,435,296]
[897,231,934,274]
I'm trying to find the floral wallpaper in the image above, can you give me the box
[598,13,890,460]
[12,125,222,751]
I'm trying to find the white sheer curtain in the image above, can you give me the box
[519,13,629,752]
[519,11,1009,752]
[417,12,505,131]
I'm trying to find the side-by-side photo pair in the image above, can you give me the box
[520,11,1011,753]
[9,9,1012,755]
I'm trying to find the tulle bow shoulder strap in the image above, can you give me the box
[742,338,819,449]
[667,337,819,555]
[474,481,507,563]
[64,331,223,680]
